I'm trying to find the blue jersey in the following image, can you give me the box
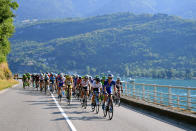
[58,77,65,87]
[104,80,115,94]
[74,78,77,86]
[50,76,55,83]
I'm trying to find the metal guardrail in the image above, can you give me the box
[122,82,196,113]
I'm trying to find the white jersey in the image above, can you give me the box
[92,81,102,89]
[81,80,90,87]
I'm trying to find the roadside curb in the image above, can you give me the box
[121,96,196,125]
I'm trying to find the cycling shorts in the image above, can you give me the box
[83,86,88,91]
[93,88,99,93]
[59,83,63,88]
[67,85,72,89]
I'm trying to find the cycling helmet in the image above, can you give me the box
[85,75,89,79]
[117,77,121,81]
[95,77,100,82]
[102,76,106,80]
[60,73,64,77]
[66,75,71,79]
[95,75,99,79]
[108,74,114,78]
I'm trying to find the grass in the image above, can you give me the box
[0,79,19,91]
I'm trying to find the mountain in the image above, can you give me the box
[8,13,196,79]
[15,0,196,21]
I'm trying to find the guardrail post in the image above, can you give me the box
[187,88,191,110]
[147,91,150,102]
[126,82,128,96]
[142,84,145,100]
[168,86,172,107]
[160,93,163,104]
[177,95,180,108]
[132,82,136,98]
[153,85,157,103]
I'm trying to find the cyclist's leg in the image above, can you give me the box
[57,86,60,96]
[81,87,84,99]
[69,86,72,98]
[91,92,95,104]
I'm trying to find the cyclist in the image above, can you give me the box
[89,76,94,85]
[81,75,91,104]
[100,76,106,101]
[102,74,116,109]
[57,74,65,98]
[91,77,102,106]
[77,76,82,98]
[50,73,56,93]
[101,76,106,85]
[56,73,60,92]
[44,74,50,93]
[88,75,94,99]
[39,74,44,91]
[26,73,31,86]
[115,77,123,96]
[65,75,73,100]
[22,74,27,89]
[35,74,40,89]
[31,73,36,88]
[72,75,78,96]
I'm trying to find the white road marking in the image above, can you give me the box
[51,94,77,131]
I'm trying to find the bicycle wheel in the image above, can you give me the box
[67,87,71,105]
[44,85,47,94]
[114,96,117,105]
[95,98,99,114]
[108,100,113,120]
[102,102,107,117]
[59,94,62,102]
[118,97,121,106]
[91,103,95,112]
[84,96,87,109]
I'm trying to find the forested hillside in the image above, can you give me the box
[9,13,196,79]
[15,0,196,20]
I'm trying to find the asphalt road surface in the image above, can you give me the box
[0,81,195,131]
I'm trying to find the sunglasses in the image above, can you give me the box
[108,77,113,79]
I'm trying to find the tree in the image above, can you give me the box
[0,0,18,62]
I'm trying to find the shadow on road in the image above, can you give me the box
[120,103,196,131]
[19,87,106,122]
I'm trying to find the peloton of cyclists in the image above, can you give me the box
[21,72,124,109]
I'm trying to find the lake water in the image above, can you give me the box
[134,78,196,88]
[121,77,196,111]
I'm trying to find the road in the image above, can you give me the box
[0,81,195,131]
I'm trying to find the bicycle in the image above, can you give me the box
[66,85,71,105]
[35,81,39,91]
[103,94,113,120]
[91,91,100,114]
[23,80,28,89]
[114,91,121,106]
[49,81,55,94]
[58,87,63,102]
[44,80,49,95]
[82,89,88,109]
